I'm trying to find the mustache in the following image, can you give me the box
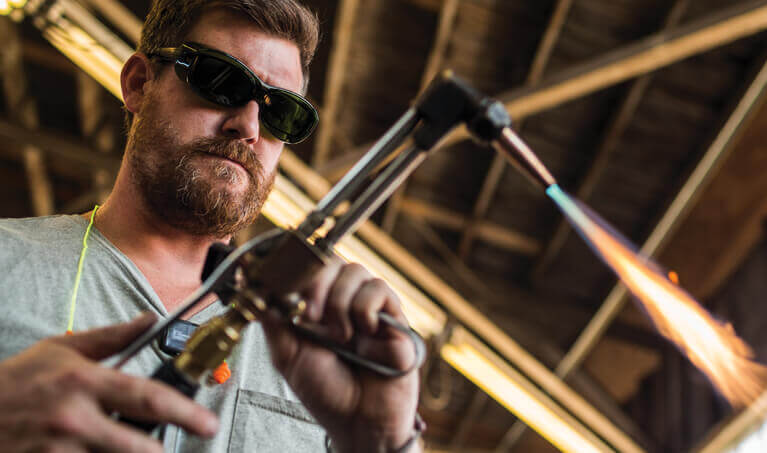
[184,137,265,179]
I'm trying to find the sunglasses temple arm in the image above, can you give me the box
[296,108,420,237]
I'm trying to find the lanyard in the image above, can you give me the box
[67,205,99,335]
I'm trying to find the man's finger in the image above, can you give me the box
[323,263,370,342]
[91,368,218,437]
[86,415,164,453]
[44,394,163,453]
[351,279,389,335]
[300,258,343,322]
[49,312,157,360]
[13,438,87,453]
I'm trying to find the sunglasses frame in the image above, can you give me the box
[150,42,319,144]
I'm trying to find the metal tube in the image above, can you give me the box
[315,108,419,216]
[492,127,557,190]
[324,141,428,247]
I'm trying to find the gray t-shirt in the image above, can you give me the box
[0,215,329,452]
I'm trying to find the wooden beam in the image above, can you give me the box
[449,389,489,450]
[60,190,99,214]
[79,0,142,44]
[498,0,767,121]
[695,390,767,452]
[1,19,55,216]
[531,0,691,282]
[22,40,76,73]
[318,147,368,182]
[381,0,461,233]
[457,0,575,260]
[398,197,541,255]
[77,72,117,202]
[404,215,495,297]
[406,0,442,13]
[419,0,461,93]
[0,119,122,171]
[311,0,360,167]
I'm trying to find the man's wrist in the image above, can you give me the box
[387,413,425,453]
[329,413,425,453]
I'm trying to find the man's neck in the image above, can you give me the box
[90,180,227,314]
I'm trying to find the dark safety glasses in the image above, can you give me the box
[151,42,319,144]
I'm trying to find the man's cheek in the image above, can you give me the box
[260,146,283,176]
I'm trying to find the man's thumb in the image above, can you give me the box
[49,312,157,360]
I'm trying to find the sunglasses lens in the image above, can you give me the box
[181,49,318,143]
[260,91,318,143]
[189,55,252,107]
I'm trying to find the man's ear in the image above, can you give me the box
[121,53,155,114]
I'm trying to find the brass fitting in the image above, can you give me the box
[174,305,252,381]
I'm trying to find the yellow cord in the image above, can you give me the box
[67,205,99,334]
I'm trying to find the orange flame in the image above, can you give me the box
[592,224,767,407]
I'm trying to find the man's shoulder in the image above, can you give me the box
[0,215,84,250]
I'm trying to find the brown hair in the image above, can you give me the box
[126,0,319,128]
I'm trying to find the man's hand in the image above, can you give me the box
[261,260,421,453]
[0,313,219,453]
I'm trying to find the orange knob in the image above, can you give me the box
[212,361,231,384]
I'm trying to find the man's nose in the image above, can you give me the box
[221,100,261,144]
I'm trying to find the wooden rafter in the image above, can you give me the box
[496,0,767,120]
[449,389,488,450]
[77,72,117,204]
[22,40,75,73]
[406,0,442,13]
[79,0,142,44]
[403,215,495,297]
[398,197,540,255]
[381,0,461,233]
[456,0,575,260]
[311,0,360,167]
[531,0,692,284]
[0,19,55,216]
[0,119,121,172]
[419,0,460,93]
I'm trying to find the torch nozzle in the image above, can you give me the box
[493,127,557,191]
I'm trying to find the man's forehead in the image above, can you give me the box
[184,9,304,92]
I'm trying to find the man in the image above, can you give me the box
[0,0,421,451]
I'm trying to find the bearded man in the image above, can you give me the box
[0,1,421,452]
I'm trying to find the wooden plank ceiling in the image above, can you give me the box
[3,0,767,451]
